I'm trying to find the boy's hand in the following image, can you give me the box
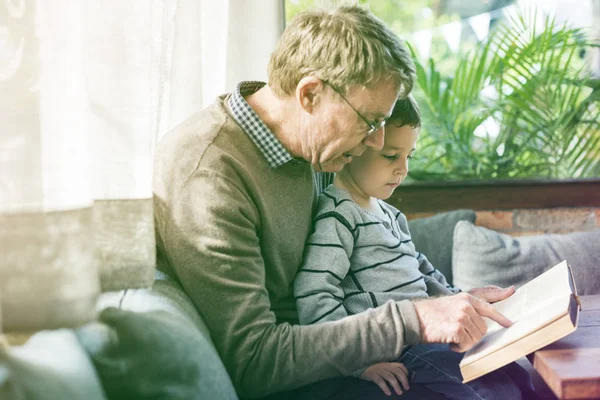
[360,362,411,396]
[468,285,515,303]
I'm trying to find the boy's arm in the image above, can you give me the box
[295,211,373,378]
[294,210,355,325]
[415,251,461,295]
[392,208,460,296]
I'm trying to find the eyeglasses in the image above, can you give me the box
[325,81,387,137]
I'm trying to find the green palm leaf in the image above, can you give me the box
[408,9,600,181]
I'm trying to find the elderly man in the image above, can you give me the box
[153,4,515,399]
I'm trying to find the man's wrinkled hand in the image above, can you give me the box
[413,292,513,353]
[468,285,515,303]
[360,362,411,396]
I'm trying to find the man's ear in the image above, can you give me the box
[296,76,326,114]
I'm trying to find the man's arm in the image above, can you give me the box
[294,211,356,325]
[157,170,421,398]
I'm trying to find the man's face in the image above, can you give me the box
[304,80,399,173]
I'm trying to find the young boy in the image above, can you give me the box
[294,95,537,399]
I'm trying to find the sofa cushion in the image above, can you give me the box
[452,221,600,294]
[0,330,107,400]
[76,307,238,400]
[96,274,214,341]
[407,209,477,285]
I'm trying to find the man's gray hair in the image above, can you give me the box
[268,3,415,98]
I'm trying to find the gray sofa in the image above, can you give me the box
[2,210,598,399]
[0,276,238,400]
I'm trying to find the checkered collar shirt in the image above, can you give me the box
[228,81,299,168]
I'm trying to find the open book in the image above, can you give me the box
[460,260,580,383]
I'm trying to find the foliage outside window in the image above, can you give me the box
[285,0,600,181]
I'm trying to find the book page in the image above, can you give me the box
[484,261,572,334]
[461,294,572,366]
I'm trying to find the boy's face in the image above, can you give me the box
[342,124,419,200]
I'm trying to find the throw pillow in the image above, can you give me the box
[75,308,238,400]
[452,221,600,295]
[407,209,477,286]
[0,330,107,400]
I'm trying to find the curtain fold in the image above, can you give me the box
[0,0,100,332]
[0,0,282,333]
[82,0,177,291]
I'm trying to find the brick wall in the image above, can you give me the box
[407,207,600,236]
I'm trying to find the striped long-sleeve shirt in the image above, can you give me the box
[294,185,460,327]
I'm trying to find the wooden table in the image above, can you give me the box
[531,295,600,400]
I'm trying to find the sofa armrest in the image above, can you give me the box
[79,273,238,400]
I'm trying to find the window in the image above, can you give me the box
[285,0,600,181]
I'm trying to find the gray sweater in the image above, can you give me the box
[295,185,460,327]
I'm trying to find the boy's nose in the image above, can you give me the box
[396,162,409,175]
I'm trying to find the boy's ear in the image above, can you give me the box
[296,77,326,113]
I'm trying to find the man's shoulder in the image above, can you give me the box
[158,97,246,154]
[154,97,261,182]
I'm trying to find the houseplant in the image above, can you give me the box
[408,10,600,181]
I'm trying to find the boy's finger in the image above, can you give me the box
[396,363,409,376]
[381,371,403,395]
[373,377,391,396]
[388,362,409,377]
[390,367,410,391]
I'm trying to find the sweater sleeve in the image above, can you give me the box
[294,209,356,325]
[393,208,460,296]
[416,251,461,296]
[156,170,422,399]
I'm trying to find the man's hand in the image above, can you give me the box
[413,292,513,352]
[468,285,515,303]
[360,362,411,396]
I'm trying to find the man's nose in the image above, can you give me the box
[363,126,384,151]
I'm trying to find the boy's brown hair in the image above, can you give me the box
[389,94,421,128]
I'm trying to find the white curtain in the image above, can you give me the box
[0,0,283,333]
[593,0,600,78]
[515,0,599,76]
